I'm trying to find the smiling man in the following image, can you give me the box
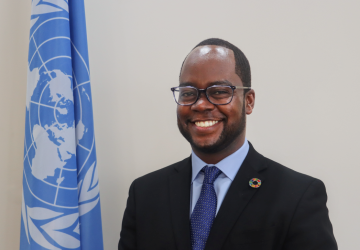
[118,38,337,250]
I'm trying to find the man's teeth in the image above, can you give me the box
[195,120,219,128]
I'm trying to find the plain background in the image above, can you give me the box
[1,0,359,249]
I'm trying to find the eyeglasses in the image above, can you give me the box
[170,85,251,106]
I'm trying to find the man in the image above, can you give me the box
[118,38,337,250]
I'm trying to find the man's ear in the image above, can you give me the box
[245,89,255,115]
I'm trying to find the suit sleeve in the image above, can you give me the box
[118,181,137,250]
[283,179,337,250]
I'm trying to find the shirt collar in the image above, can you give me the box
[191,139,250,183]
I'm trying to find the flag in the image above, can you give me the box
[21,1,104,249]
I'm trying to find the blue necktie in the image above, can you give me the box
[190,166,222,250]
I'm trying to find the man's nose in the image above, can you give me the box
[191,92,215,111]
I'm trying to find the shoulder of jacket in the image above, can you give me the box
[263,156,322,187]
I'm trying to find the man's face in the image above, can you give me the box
[177,45,247,154]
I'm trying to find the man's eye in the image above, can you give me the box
[211,90,231,95]
[214,91,228,95]
[181,92,195,97]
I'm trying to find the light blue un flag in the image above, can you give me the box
[20,1,104,249]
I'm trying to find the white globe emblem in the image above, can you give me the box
[24,18,96,209]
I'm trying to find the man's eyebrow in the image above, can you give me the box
[210,80,233,86]
[179,82,194,87]
[179,80,234,87]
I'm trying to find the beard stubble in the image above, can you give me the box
[178,103,246,154]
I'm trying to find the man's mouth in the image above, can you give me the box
[194,120,219,128]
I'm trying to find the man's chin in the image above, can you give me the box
[178,125,229,154]
[191,141,223,154]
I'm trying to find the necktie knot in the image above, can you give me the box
[203,166,222,184]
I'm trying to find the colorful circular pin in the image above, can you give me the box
[249,178,261,188]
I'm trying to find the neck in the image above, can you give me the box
[192,133,246,164]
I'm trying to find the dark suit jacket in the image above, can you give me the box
[119,143,337,250]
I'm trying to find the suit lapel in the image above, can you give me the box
[168,157,192,250]
[205,143,268,250]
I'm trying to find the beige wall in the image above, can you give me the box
[1,0,359,249]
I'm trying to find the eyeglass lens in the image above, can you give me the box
[173,86,233,105]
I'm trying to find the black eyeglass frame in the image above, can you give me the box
[170,85,251,106]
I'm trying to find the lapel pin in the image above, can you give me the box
[249,178,261,188]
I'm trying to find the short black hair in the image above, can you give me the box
[180,38,251,89]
